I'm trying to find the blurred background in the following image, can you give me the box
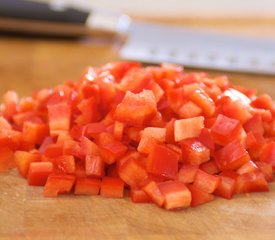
[0,0,275,97]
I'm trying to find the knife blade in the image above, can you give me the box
[1,0,275,75]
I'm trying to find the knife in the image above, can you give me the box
[1,0,275,75]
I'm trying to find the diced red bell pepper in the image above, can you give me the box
[27,162,53,186]
[75,97,99,125]
[47,102,71,136]
[193,169,220,193]
[141,127,166,142]
[198,128,215,151]
[236,161,258,175]
[74,178,101,195]
[190,88,215,117]
[158,181,191,210]
[244,114,265,136]
[113,121,124,141]
[178,101,202,119]
[147,143,179,180]
[137,137,158,155]
[188,184,215,207]
[142,181,164,207]
[0,116,12,130]
[44,174,76,197]
[130,188,152,203]
[44,143,63,158]
[85,155,105,177]
[100,141,127,164]
[200,160,220,175]
[14,151,41,177]
[177,164,199,184]
[181,138,210,165]
[62,140,81,158]
[0,147,14,172]
[174,116,204,142]
[80,136,100,157]
[114,90,157,127]
[260,142,275,168]
[236,171,269,193]
[0,129,22,150]
[119,157,148,188]
[255,161,274,182]
[214,175,236,199]
[251,94,274,112]
[22,121,49,145]
[119,67,152,93]
[211,114,241,146]
[39,136,55,154]
[85,122,106,139]
[1,90,18,120]
[100,177,124,198]
[56,155,75,174]
[214,140,250,171]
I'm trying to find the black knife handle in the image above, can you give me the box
[0,0,90,24]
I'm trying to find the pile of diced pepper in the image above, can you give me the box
[0,62,274,210]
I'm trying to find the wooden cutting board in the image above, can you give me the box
[0,19,275,240]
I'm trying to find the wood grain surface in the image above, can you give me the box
[0,19,275,240]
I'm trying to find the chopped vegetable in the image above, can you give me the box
[0,62,274,211]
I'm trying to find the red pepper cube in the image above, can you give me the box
[100,177,124,198]
[142,181,164,207]
[47,102,71,136]
[188,184,215,207]
[44,174,76,197]
[158,181,191,210]
[14,150,41,177]
[193,169,220,193]
[114,90,157,127]
[147,144,179,180]
[255,161,274,182]
[236,171,269,194]
[80,136,100,157]
[22,121,49,145]
[198,128,215,151]
[236,161,258,175]
[200,160,220,175]
[190,88,215,117]
[141,127,166,142]
[177,164,199,184]
[44,143,63,158]
[0,147,14,172]
[214,140,250,171]
[260,142,275,168]
[181,138,210,165]
[85,155,105,177]
[137,137,158,155]
[178,101,202,119]
[243,114,264,136]
[56,155,75,174]
[27,162,53,186]
[0,116,12,130]
[119,67,151,93]
[100,141,127,164]
[210,114,241,146]
[63,140,81,158]
[130,188,152,203]
[174,116,204,142]
[118,158,148,188]
[74,178,101,195]
[0,129,22,150]
[113,121,124,141]
[214,175,236,199]
[75,97,99,125]
[39,136,55,154]
[85,122,106,139]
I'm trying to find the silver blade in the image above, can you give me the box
[120,22,275,75]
